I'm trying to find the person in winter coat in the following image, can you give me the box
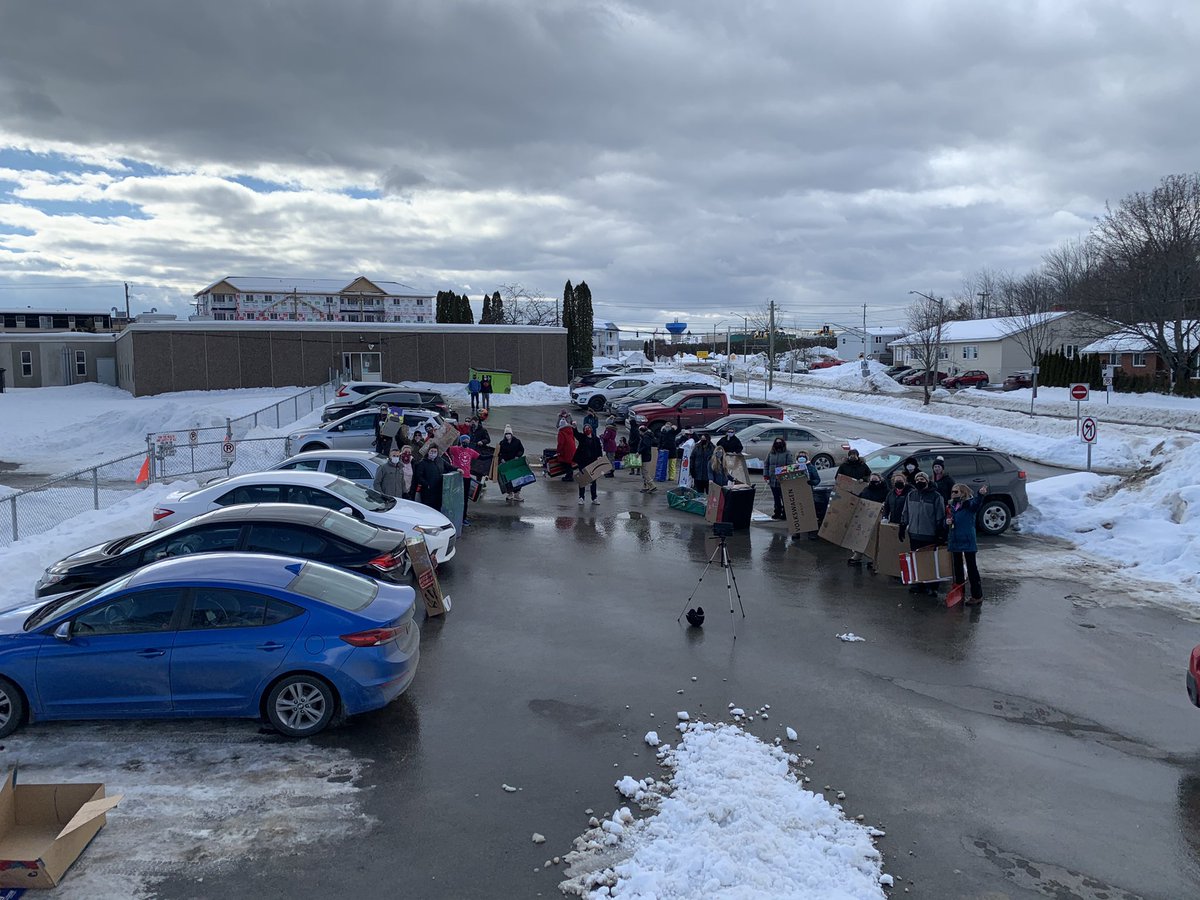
[792,454,821,540]
[900,471,948,595]
[899,455,922,485]
[480,374,493,409]
[375,406,399,456]
[716,428,743,455]
[497,425,527,503]
[372,446,410,499]
[931,456,954,502]
[711,446,731,487]
[763,438,794,519]
[690,434,714,493]
[412,443,454,510]
[556,421,577,481]
[601,418,618,476]
[582,410,600,434]
[467,375,482,413]
[947,483,988,605]
[573,424,604,504]
[469,417,491,450]
[557,409,572,430]
[847,473,888,565]
[882,475,910,525]
[448,435,480,524]
[658,422,678,458]
[836,448,872,482]
[637,425,658,493]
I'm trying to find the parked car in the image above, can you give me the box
[322,387,456,423]
[737,422,851,472]
[941,370,990,389]
[36,504,411,598]
[1189,644,1200,708]
[1003,371,1034,390]
[610,382,712,421]
[885,365,913,379]
[692,413,785,439]
[571,375,657,411]
[273,450,384,488]
[809,358,846,370]
[629,390,784,432]
[0,554,419,739]
[569,369,621,389]
[333,381,404,400]
[899,369,949,386]
[288,409,441,455]
[151,471,457,563]
[817,440,1028,535]
[616,366,656,375]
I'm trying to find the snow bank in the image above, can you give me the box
[400,380,570,407]
[1023,436,1200,591]
[561,721,886,899]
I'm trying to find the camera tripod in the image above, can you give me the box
[678,531,746,638]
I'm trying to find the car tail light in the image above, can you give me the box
[152,507,174,522]
[1017,470,1026,480]
[369,552,403,572]
[336,388,349,397]
[841,444,851,450]
[340,626,405,647]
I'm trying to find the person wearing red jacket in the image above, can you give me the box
[556,422,577,482]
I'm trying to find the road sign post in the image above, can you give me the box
[1069,383,1089,433]
[1080,416,1097,471]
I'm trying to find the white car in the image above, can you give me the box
[272,449,384,488]
[287,408,442,455]
[152,470,457,564]
[571,376,657,410]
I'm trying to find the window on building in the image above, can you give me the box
[1061,344,1079,359]
[269,313,278,320]
[416,298,423,306]
[416,315,424,323]
[263,294,273,302]
[961,345,978,360]
[74,349,86,376]
[1107,353,1121,366]
[20,350,32,377]
[938,347,949,361]
[341,352,382,379]
[214,312,226,321]
[1132,353,1147,367]
[243,294,254,302]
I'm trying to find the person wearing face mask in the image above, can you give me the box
[448,434,480,524]
[690,433,714,494]
[882,474,910,525]
[947,482,989,605]
[412,443,453,510]
[573,423,604,504]
[373,446,411,499]
[900,471,948,595]
[836,448,871,482]
[930,456,954,502]
[716,428,743,455]
[469,416,491,450]
[710,446,731,487]
[899,455,922,485]
[497,424,527,503]
[848,473,888,566]
[600,417,618,476]
[763,436,794,520]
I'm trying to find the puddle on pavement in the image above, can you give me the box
[965,837,1143,900]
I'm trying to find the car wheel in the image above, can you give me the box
[0,676,26,738]
[978,499,1011,536]
[811,453,835,470]
[588,395,606,410]
[266,674,336,738]
[301,442,329,453]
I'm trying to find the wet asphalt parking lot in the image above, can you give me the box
[136,404,1200,900]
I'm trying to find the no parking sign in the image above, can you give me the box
[221,440,236,463]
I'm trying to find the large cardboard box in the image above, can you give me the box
[432,423,461,453]
[704,482,724,523]
[0,770,122,890]
[726,453,751,485]
[779,475,819,534]
[576,458,613,486]
[835,474,867,496]
[900,546,954,584]
[406,536,451,617]
[872,523,908,577]
[819,494,884,553]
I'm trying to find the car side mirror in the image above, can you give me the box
[340,506,362,519]
[54,621,72,641]
[334,425,344,432]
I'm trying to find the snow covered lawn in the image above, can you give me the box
[561,719,887,899]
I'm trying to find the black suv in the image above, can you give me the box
[322,387,456,423]
[817,440,1028,535]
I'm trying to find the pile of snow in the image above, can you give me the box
[561,721,887,898]
[1023,436,1200,591]
[792,360,906,395]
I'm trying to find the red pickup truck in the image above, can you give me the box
[629,390,785,433]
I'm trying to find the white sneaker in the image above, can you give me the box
[592,498,600,505]
[578,497,584,504]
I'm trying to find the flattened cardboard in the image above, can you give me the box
[576,458,613,486]
[406,536,450,617]
[704,482,723,524]
[872,523,908,577]
[780,475,818,534]
[900,546,953,584]
[819,494,883,553]
[432,423,461,453]
[726,453,750,485]
[0,770,122,890]
[835,474,867,496]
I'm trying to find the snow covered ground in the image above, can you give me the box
[561,716,887,899]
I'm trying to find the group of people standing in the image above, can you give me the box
[467,374,494,413]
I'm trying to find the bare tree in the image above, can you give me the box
[495,283,558,326]
[903,294,946,406]
[999,272,1064,403]
[954,267,1007,318]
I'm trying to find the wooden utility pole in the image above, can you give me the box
[767,299,776,390]
[124,282,131,320]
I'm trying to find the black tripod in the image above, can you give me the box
[678,527,746,638]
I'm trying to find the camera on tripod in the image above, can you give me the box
[711,522,734,539]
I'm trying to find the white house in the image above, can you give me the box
[889,312,1097,381]
[837,326,906,362]
[592,322,621,358]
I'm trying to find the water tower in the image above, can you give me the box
[665,321,687,343]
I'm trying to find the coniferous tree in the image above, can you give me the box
[460,293,475,324]
[482,293,492,324]
[435,290,451,323]
[562,280,578,369]
[491,291,503,324]
[574,280,594,370]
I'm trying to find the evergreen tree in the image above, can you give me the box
[482,293,492,324]
[491,291,503,325]
[562,280,578,369]
[435,290,451,324]
[460,293,475,324]
[574,280,594,370]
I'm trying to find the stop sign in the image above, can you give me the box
[1069,383,1089,401]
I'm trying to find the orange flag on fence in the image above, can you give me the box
[135,455,150,485]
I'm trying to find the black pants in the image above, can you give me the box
[578,478,597,499]
[694,477,709,494]
[482,393,491,409]
[769,481,783,514]
[470,393,480,412]
[952,551,982,600]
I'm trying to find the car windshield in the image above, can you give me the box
[324,476,396,512]
[25,574,134,631]
[287,561,378,611]
[861,448,908,474]
[319,510,381,543]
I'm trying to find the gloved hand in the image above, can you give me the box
[897,524,907,542]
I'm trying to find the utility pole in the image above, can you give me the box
[767,300,776,390]
[861,303,868,361]
[124,282,131,320]
[977,291,990,318]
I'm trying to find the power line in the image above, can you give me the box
[0,282,127,290]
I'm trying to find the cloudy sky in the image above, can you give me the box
[1,0,1197,331]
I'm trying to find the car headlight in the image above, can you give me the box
[38,571,64,587]
[414,525,442,536]
[634,414,647,423]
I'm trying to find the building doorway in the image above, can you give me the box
[342,351,382,381]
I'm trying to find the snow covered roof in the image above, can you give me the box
[595,322,621,332]
[889,311,1073,347]
[1081,322,1198,354]
[195,276,430,297]
[838,326,905,337]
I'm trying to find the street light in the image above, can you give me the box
[909,291,945,392]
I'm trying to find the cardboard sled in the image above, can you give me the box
[819,493,884,553]
[406,535,451,617]
[899,546,953,584]
[872,523,908,577]
[779,474,819,534]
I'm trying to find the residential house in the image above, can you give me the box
[193,276,435,324]
[836,326,906,363]
[1080,323,1198,380]
[592,322,622,358]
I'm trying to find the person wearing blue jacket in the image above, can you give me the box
[947,483,988,605]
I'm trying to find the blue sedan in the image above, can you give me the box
[0,553,419,738]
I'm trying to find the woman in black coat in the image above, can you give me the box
[573,424,604,503]
[882,474,910,524]
[412,444,454,510]
[497,425,527,503]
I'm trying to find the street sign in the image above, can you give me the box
[221,440,236,463]
[1069,383,1090,401]
[1080,417,1097,444]
[188,430,199,446]
[155,433,177,457]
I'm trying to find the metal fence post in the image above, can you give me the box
[92,467,100,510]
[254,412,258,428]
[146,435,156,484]
[9,497,17,543]
[276,403,281,428]
[294,396,299,420]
